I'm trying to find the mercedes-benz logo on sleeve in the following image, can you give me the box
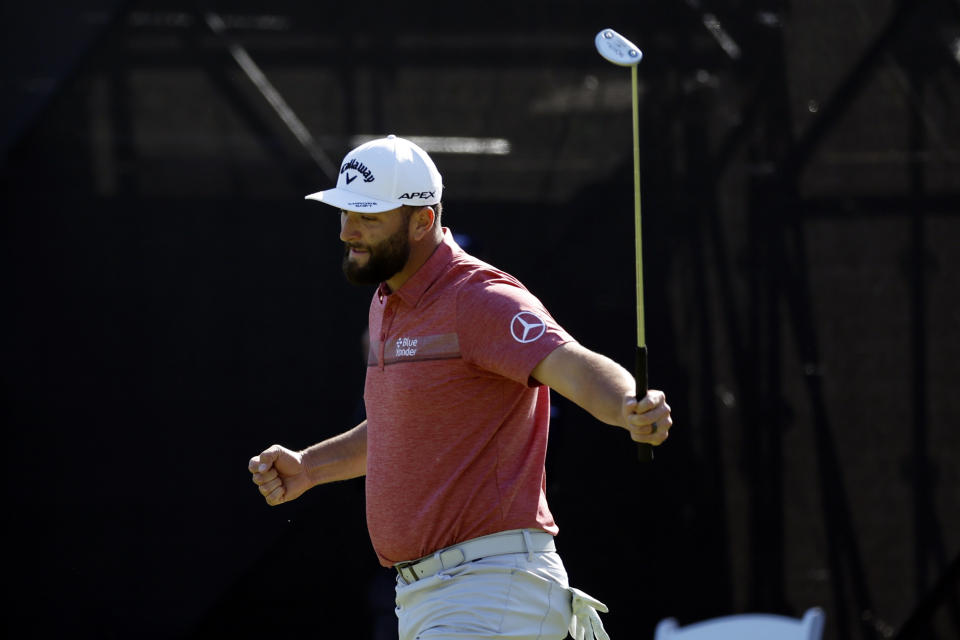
[510,312,547,343]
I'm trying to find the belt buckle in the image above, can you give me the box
[395,560,419,584]
[395,545,468,584]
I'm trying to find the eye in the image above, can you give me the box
[361,215,378,222]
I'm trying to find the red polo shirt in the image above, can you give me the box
[363,229,574,566]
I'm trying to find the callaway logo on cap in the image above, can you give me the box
[304,135,443,213]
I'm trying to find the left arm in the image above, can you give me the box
[531,342,672,445]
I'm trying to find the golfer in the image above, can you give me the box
[249,135,672,640]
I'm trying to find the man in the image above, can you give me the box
[249,135,672,640]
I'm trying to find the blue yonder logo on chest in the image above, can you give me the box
[395,336,419,357]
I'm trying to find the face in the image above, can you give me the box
[340,207,414,286]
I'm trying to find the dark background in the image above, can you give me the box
[3,1,958,638]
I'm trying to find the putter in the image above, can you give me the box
[595,29,654,462]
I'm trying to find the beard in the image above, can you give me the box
[342,223,411,286]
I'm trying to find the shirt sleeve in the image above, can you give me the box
[456,274,574,386]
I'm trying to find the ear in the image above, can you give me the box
[409,206,436,241]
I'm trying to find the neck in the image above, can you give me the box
[384,228,444,293]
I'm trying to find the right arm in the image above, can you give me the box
[248,421,368,506]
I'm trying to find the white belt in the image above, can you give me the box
[394,529,556,583]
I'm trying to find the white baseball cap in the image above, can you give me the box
[305,135,443,213]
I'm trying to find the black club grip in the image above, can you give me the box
[636,345,654,462]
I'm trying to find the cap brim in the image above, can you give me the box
[304,188,400,213]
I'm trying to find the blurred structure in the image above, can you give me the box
[3,1,958,639]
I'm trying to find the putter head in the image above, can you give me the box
[595,28,643,66]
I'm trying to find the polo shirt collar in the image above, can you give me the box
[378,228,460,308]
